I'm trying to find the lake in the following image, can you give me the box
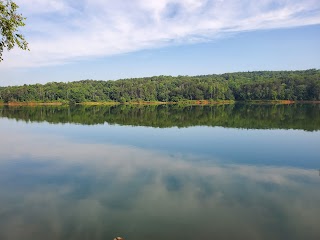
[0,103,319,240]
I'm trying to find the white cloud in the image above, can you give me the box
[1,0,320,68]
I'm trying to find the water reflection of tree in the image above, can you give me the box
[0,104,319,131]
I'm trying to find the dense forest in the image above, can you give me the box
[0,69,319,103]
[1,104,319,131]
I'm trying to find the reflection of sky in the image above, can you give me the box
[0,118,320,239]
[1,117,319,168]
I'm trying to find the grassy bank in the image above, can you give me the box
[79,101,120,106]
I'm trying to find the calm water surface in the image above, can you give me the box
[0,104,319,240]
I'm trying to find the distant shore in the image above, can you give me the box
[1,100,320,107]
[0,102,64,106]
[0,100,233,106]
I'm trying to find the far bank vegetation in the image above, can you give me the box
[0,70,319,104]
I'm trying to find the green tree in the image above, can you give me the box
[0,0,28,61]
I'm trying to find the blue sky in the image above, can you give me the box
[0,0,320,86]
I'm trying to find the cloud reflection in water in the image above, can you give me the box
[0,120,320,240]
[0,127,319,240]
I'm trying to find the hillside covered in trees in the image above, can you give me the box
[0,69,319,103]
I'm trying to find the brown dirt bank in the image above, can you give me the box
[0,102,64,106]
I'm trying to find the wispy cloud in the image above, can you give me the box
[1,0,320,68]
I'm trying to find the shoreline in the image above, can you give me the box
[0,100,319,107]
[0,102,65,106]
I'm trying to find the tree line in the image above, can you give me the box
[0,69,319,103]
[1,103,319,131]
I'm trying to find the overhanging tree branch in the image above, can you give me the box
[0,0,29,61]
